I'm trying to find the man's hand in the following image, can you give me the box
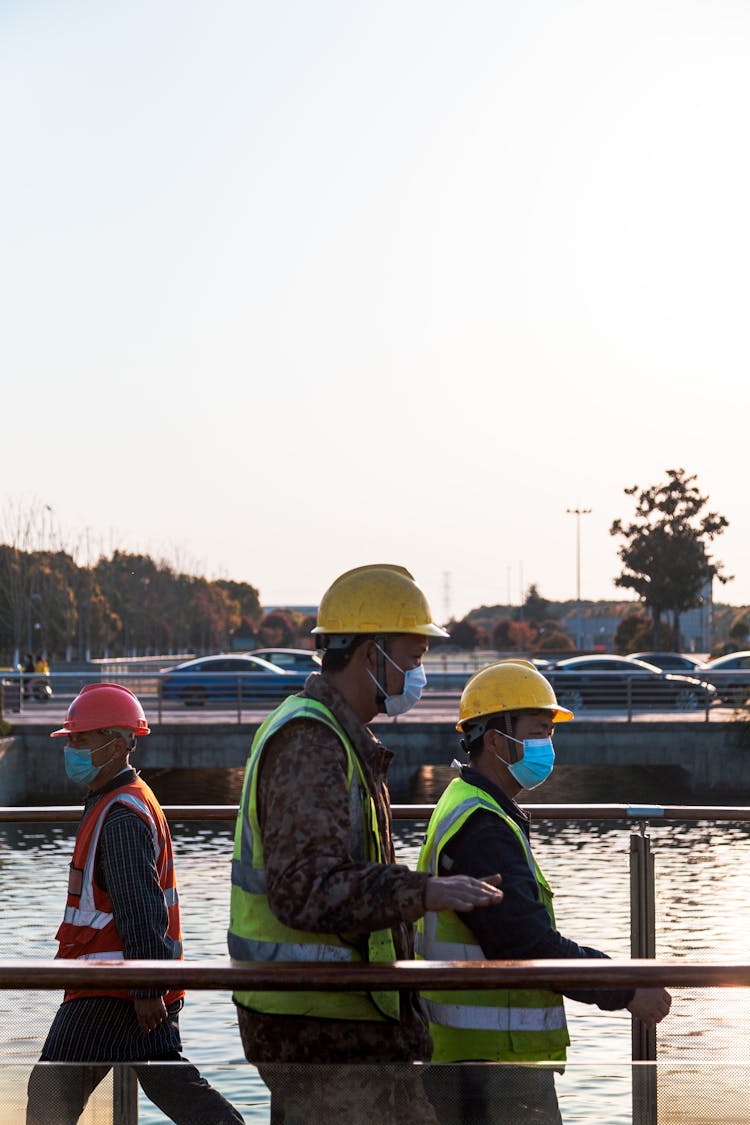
[134,995,168,1035]
[626,988,672,1027]
[425,874,503,913]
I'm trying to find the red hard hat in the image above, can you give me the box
[51,683,151,738]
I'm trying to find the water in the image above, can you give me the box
[2,767,749,1123]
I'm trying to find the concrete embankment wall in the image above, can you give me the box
[1,719,749,805]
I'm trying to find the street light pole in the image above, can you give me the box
[566,507,592,652]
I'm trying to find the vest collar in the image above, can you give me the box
[458,764,531,832]
[83,767,138,811]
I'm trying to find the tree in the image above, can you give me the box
[492,618,515,650]
[729,617,750,650]
[214,579,262,626]
[258,611,296,648]
[610,468,730,650]
[523,585,558,626]
[492,618,538,652]
[614,612,655,654]
[535,629,575,653]
[448,619,480,651]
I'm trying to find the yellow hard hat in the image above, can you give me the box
[311,564,449,639]
[457,660,573,731]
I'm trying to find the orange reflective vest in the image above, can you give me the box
[56,775,184,1004]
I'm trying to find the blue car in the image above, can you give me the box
[160,654,307,708]
[250,648,321,673]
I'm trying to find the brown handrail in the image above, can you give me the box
[4,804,750,822]
[1,958,749,990]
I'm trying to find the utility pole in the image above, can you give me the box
[442,571,453,626]
[566,507,592,651]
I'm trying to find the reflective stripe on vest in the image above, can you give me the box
[57,777,184,1005]
[63,792,160,930]
[416,776,569,1062]
[421,998,568,1033]
[229,694,399,1022]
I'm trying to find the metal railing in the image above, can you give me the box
[7,958,750,1125]
[1,669,748,724]
[5,802,750,1124]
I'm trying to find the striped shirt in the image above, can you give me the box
[42,768,183,1060]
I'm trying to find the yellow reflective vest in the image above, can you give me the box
[416,776,570,1062]
[229,694,399,1021]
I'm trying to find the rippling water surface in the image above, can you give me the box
[1,766,749,1123]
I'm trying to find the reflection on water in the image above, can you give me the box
[140,767,248,805]
[2,769,750,1122]
[412,763,697,805]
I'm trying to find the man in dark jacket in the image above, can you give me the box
[418,661,671,1124]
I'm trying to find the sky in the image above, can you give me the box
[2,0,749,622]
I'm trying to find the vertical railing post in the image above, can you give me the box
[630,818,657,1125]
[113,1066,138,1123]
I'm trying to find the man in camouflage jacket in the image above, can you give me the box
[229,566,503,1123]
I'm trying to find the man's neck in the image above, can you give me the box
[323,670,378,725]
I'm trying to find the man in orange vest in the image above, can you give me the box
[26,683,244,1125]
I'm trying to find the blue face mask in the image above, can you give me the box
[493,731,555,790]
[64,736,117,787]
[368,644,427,716]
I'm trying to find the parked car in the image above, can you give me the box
[627,651,703,673]
[544,654,716,711]
[160,654,307,707]
[249,648,321,673]
[696,651,750,705]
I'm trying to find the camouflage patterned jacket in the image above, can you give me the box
[235,672,433,1063]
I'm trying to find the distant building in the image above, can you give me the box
[677,579,712,654]
[557,581,713,655]
[560,610,621,652]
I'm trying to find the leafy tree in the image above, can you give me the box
[535,629,575,653]
[448,619,480,651]
[610,468,730,650]
[729,617,750,650]
[492,618,514,650]
[258,611,296,648]
[492,618,538,652]
[614,612,656,654]
[298,615,318,645]
[215,579,262,626]
[523,584,558,626]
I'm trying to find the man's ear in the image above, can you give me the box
[484,726,514,762]
[482,728,500,757]
[351,639,378,672]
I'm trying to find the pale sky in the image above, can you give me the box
[2,1,749,621]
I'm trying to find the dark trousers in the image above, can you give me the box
[259,1063,439,1125]
[26,1053,245,1125]
[26,997,244,1124]
[424,1063,563,1125]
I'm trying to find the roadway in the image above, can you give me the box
[4,696,741,726]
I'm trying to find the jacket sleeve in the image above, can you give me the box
[257,719,429,934]
[98,804,173,998]
[440,811,635,1011]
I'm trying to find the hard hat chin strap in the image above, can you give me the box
[372,641,389,709]
[461,712,516,758]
